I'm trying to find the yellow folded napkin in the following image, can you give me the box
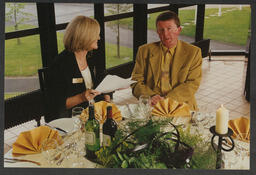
[80,101,122,124]
[152,98,191,118]
[12,126,63,157]
[228,117,250,142]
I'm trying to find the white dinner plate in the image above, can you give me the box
[117,104,146,120]
[4,149,40,168]
[48,118,75,135]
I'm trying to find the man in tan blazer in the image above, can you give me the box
[131,11,202,110]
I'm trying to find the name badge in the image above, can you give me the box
[72,78,83,84]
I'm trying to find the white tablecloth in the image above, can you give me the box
[4,104,250,169]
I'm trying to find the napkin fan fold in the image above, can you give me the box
[152,98,191,117]
[80,101,122,124]
[228,117,250,142]
[12,126,63,157]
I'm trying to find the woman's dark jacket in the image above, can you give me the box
[45,49,109,122]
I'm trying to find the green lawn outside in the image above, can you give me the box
[5,34,42,76]
[5,28,132,77]
[147,7,250,45]
[5,7,250,77]
[105,43,133,68]
[4,92,25,99]
[57,31,133,69]
[204,8,250,45]
[5,24,42,76]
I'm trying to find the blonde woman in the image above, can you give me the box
[46,16,110,120]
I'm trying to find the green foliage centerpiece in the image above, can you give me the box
[95,118,216,169]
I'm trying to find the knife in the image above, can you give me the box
[45,123,68,134]
[4,158,41,166]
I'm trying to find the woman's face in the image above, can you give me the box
[89,35,100,50]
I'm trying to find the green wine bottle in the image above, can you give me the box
[84,103,100,160]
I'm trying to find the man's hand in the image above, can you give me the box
[151,95,164,106]
[104,94,111,102]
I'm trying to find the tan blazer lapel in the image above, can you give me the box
[149,43,162,86]
[171,40,188,86]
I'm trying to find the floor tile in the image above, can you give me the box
[229,111,245,120]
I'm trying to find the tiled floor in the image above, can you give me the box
[4,55,250,154]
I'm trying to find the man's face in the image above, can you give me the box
[157,19,181,49]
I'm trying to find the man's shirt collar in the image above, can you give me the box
[160,42,176,56]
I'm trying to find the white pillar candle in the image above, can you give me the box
[215,104,229,134]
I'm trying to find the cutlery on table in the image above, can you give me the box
[56,157,65,166]
[4,158,41,166]
[45,123,68,134]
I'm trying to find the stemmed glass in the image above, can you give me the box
[192,104,216,129]
[138,95,152,120]
[41,138,64,167]
[70,107,86,167]
[72,107,84,132]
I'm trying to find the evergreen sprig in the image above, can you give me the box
[95,118,216,169]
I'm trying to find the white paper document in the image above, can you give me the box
[95,75,136,93]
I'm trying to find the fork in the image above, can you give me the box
[4,158,41,166]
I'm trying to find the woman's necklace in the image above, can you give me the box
[75,51,88,71]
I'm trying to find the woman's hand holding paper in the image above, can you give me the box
[83,89,101,102]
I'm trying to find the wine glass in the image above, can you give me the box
[72,107,84,118]
[195,104,208,121]
[72,107,84,133]
[193,104,216,129]
[41,138,62,166]
[138,95,152,120]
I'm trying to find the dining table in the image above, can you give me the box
[4,103,250,169]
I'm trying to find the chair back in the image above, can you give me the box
[38,67,49,92]
[4,90,44,129]
[38,67,52,122]
[191,39,211,59]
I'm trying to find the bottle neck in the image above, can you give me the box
[107,108,112,119]
[88,106,95,120]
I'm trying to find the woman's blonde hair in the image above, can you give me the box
[63,16,100,52]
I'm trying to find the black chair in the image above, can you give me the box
[191,39,211,60]
[38,67,48,93]
[244,40,250,102]
[38,67,52,123]
[5,90,43,129]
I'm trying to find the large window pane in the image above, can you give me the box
[204,5,250,50]
[4,35,42,99]
[105,18,133,68]
[54,3,94,24]
[179,5,197,43]
[55,4,94,53]
[5,3,38,32]
[147,11,159,43]
[105,3,133,15]
[57,29,65,53]
[105,4,133,68]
